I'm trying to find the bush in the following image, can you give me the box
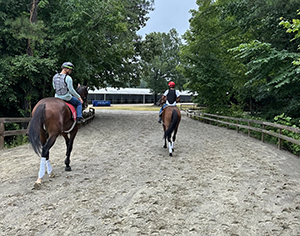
[274,113,300,155]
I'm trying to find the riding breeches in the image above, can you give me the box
[68,97,83,118]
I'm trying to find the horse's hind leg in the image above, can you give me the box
[163,136,167,148]
[34,134,57,189]
[40,130,55,178]
[62,133,70,155]
[63,127,78,171]
[171,128,178,151]
[167,135,173,156]
[62,134,72,171]
[163,125,167,148]
[40,129,47,145]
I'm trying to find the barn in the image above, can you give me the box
[87,87,194,104]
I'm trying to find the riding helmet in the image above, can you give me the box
[61,62,74,70]
[168,81,175,88]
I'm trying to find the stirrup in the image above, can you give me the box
[76,117,85,123]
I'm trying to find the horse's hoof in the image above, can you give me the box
[169,153,172,157]
[34,182,41,190]
[65,166,72,171]
[49,172,55,178]
[163,145,167,148]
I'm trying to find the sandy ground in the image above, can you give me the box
[0,109,300,236]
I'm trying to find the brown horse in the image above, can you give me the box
[28,85,88,189]
[157,98,181,156]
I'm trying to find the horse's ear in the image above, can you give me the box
[77,84,81,88]
[85,86,89,91]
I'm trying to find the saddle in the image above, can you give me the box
[65,103,77,122]
[163,104,176,110]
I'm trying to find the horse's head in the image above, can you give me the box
[156,98,162,106]
[76,85,89,110]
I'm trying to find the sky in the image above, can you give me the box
[138,0,198,37]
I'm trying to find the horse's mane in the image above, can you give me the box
[76,85,87,94]
[76,85,88,110]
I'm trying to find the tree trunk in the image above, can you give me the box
[249,96,253,114]
[25,0,39,116]
[154,92,158,105]
[27,0,39,56]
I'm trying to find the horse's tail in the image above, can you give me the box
[28,104,45,156]
[164,109,178,139]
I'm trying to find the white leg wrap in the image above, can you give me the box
[38,157,46,179]
[169,142,172,154]
[46,160,52,174]
[171,141,174,150]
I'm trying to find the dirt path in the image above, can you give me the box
[1,109,300,236]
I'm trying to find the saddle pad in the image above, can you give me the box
[65,103,77,122]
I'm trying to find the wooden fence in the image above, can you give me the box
[179,103,205,111]
[0,117,31,150]
[183,109,300,150]
[0,108,95,150]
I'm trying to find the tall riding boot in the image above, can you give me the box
[158,115,162,123]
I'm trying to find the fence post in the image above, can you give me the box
[0,121,4,150]
[278,129,282,149]
[248,121,251,137]
[261,124,265,142]
[237,120,239,133]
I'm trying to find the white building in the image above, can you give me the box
[88,87,194,104]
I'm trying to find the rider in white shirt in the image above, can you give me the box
[158,81,180,123]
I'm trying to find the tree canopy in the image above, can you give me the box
[140,29,186,97]
[2,0,300,123]
[0,0,153,117]
[180,0,300,119]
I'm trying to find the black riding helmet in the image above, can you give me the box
[61,62,74,70]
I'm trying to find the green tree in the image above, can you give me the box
[140,29,186,101]
[280,10,300,66]
[42,0,154,88]
[180,0,300,118]
[180,0,237,113]
[0,0,154,117]
[0,0,56,117]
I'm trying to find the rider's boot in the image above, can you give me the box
[76,117,85,124]
[158,115,162,123]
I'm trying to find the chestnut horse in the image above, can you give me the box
[28,85,88,189]
[157,98,181,156]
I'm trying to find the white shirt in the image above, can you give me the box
[163,89,180,106]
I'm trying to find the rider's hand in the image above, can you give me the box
[79,98,83,104]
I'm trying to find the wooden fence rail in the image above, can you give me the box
[0,108,95,150]
[0,117,31,150]
[183,109,300,150]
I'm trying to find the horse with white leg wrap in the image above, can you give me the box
[160,106,181,156]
